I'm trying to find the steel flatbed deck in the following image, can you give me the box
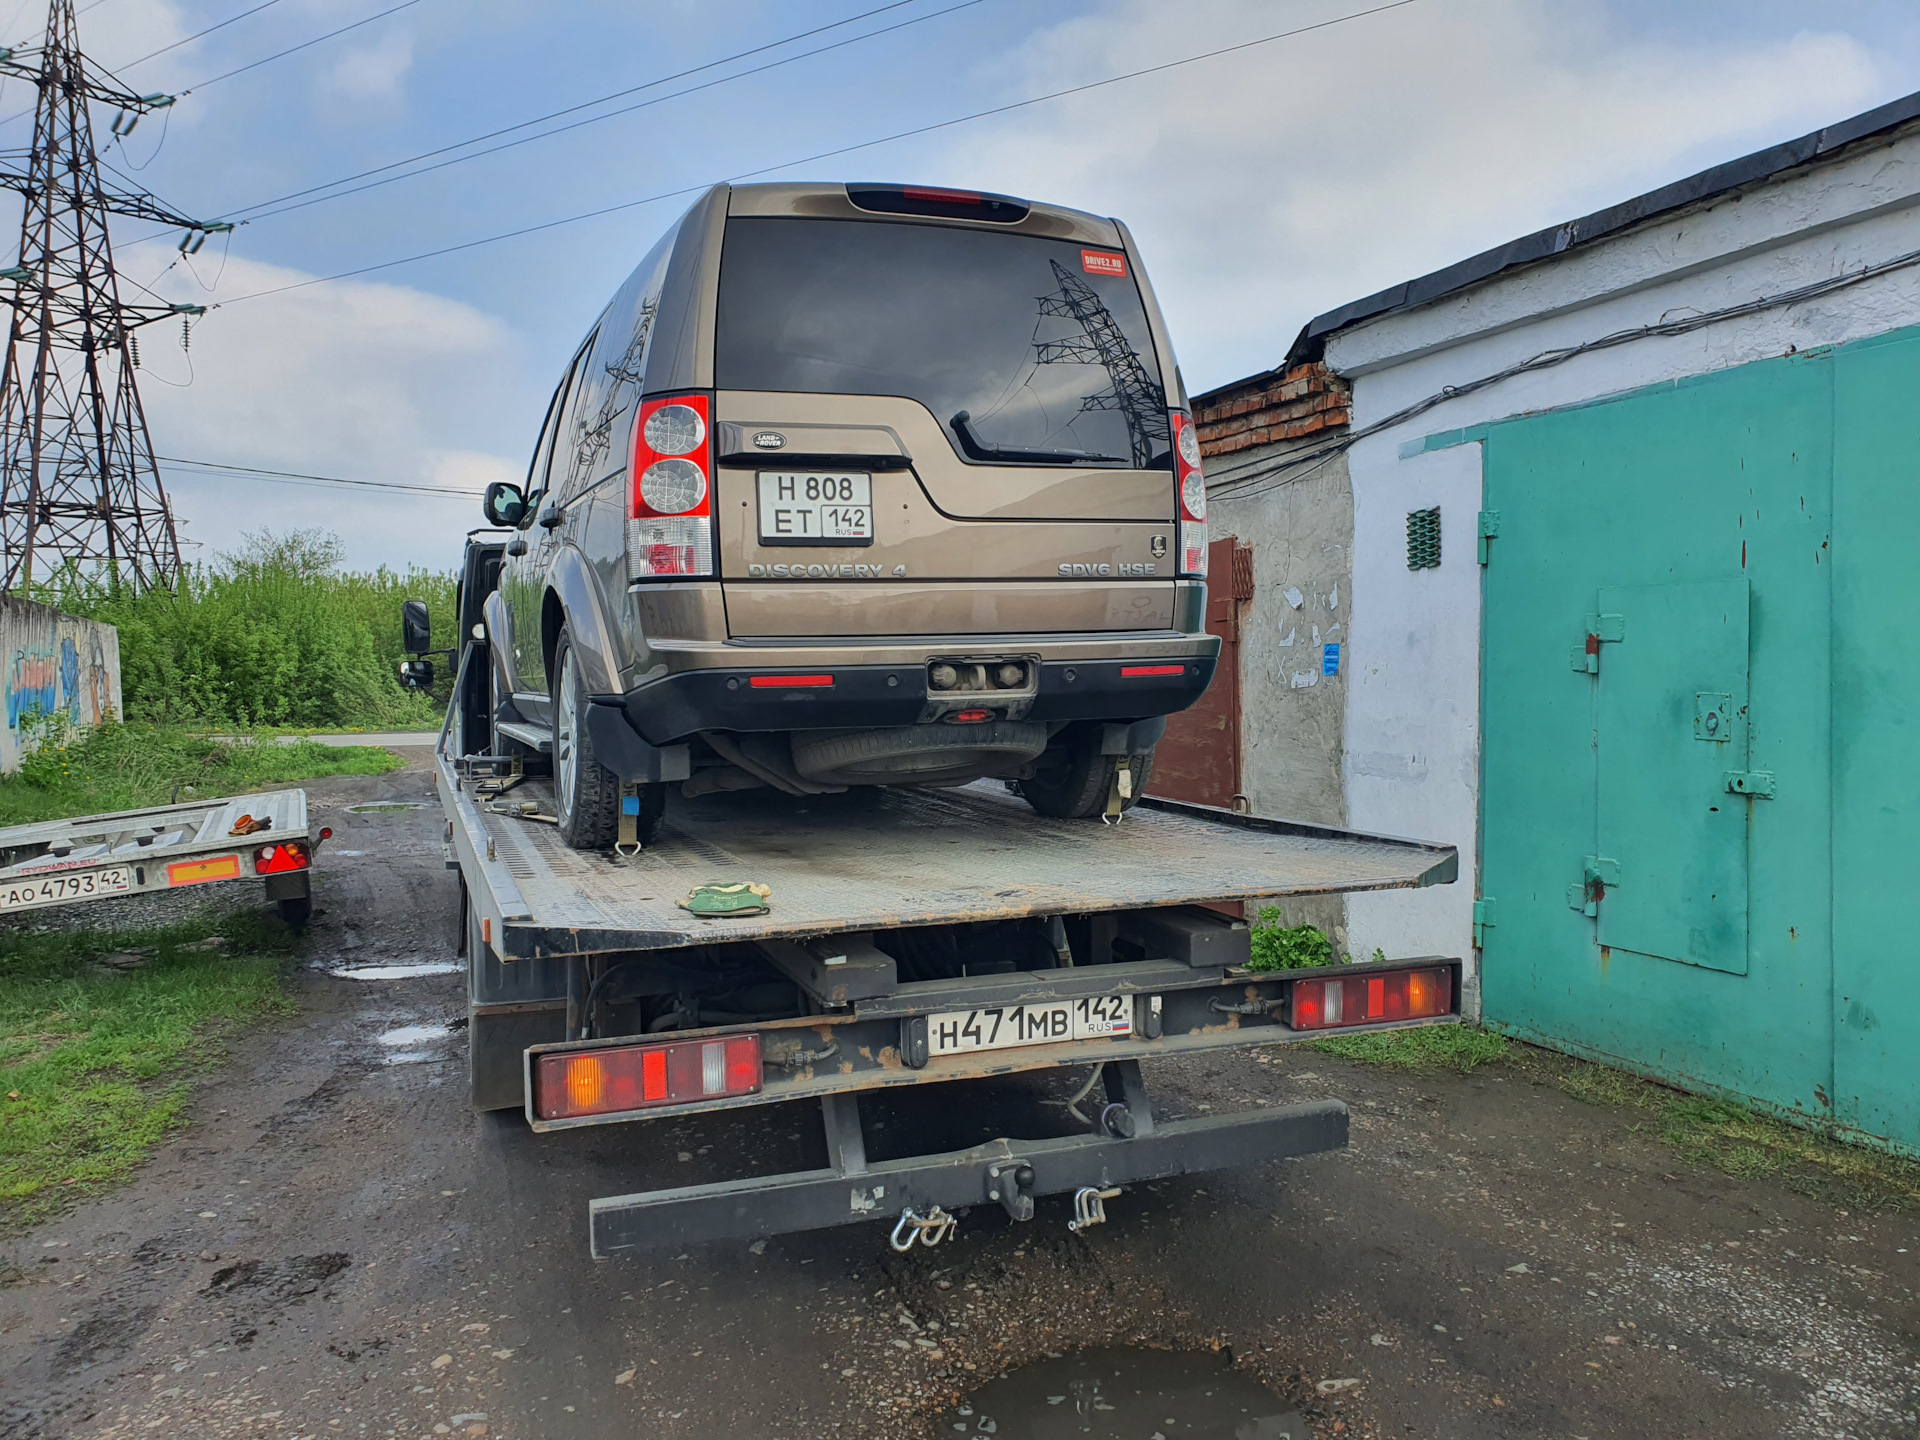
[436,752,1457,960]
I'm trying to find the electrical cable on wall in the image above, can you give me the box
[1207,242,1920,506]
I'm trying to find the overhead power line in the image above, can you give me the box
[180,0,422,94]
[156,453,485,497]
[221,0,944,223]
[0,0,418,128]
[118,0,285,71]
[216,0,1425,307]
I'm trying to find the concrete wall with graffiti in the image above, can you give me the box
[0,598,122,773]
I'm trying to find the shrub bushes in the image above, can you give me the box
[45,530,454,729]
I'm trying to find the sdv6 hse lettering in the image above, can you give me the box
[748,563,893,579]
[1058,562,1112,577]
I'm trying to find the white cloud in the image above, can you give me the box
[321,32,414,107]
[926,0,1889,391]
[139,254,525,573]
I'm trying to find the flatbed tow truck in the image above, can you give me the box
[429,542,1461,1259]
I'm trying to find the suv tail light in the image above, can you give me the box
[1286,966,1452,1031]
[629,393,714,579]
[1170,410,1206,577]
[534,1033,762,1120]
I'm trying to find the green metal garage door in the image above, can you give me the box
[1478,347,1838,1129]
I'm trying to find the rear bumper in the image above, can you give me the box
[615,642,1218,745]
[589,1099,1348,1255]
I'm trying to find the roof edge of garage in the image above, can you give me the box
[1230,88,1920,385]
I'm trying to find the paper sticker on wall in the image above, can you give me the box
[1291,671,1318,689]
[1284,587,1305,609]
[1322,643,1341,677]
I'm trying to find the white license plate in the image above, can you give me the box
[927,994,1138,1057]
[0,866,133,911]
[757,471,873,546]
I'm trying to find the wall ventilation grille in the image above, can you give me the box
[1407,507,1442,570]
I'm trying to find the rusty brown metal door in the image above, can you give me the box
[1149,535,1251,808]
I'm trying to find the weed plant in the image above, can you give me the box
[42,529,455,729]
[0,715,402,826]
[0,908,296,1225]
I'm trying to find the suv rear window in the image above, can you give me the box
[715,217,1170,468]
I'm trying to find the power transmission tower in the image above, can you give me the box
[0,0,223,595]
[1034,258,1169,469]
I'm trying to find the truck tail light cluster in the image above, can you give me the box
[533,1034,762,1120]
[629,393,714,580]
[253,841,310,874]
[1170,410,1206,577]
[1286,966,1451,1031]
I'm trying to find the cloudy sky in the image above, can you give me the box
[25,0,1920,570]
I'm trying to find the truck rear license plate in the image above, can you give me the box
[757,471,873,546]
[927,995,1137,1057]
[0,866,132,911]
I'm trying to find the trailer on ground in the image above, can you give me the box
[0,788,328,925]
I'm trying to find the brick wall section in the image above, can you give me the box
[1193,362,1351,459]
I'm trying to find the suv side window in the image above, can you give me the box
[558,237,673,504]
[523,338,593,525]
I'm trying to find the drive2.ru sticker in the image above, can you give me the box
[1081,249,1127,278]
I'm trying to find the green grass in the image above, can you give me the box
[0,909,297,1225]
[41,528,455,729]
[1552,1055,1920,1211]
[1317,1019,1920,1210]
[0,717,404,827]
[1311,1022,1512,1072]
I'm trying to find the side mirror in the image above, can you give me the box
[401,599,432,656]
[398,659,435,690]
[482,480,528,528]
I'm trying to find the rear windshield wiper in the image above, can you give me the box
[950,411,1122,465]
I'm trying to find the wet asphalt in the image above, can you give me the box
[0,752,1915,1440]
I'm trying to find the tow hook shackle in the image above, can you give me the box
[1068,1185,1122,1233]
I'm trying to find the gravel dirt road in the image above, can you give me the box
[1,750,1914,1439]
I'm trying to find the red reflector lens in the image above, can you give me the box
[951,708,991,723]
[535,1034,763,1120]
[1120,664,1185,677]
[904,185,981,204]
[1286,967,1451,1031]
[748,674,834,689]
[253,841,310,874]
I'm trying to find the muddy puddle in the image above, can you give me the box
[325,961,462,980]
[937,1348,1305,1439]
[375,1022,454,1064]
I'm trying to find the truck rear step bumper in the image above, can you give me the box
[588,1070,1346,1255]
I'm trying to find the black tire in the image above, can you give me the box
[551,626,664,850]
[276,895,313,928]
[1017,725,1158,819]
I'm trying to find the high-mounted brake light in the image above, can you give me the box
[533,1034,762,1120]
[1286,966,1451,1031]
[630,393,714,579]
[1169,410,1207,577]
[845,183,1030,223]
[253,841,310,875]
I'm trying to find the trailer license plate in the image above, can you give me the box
[0,866,132,911]
[927,994,1137,1057]
[757,472,873,546]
